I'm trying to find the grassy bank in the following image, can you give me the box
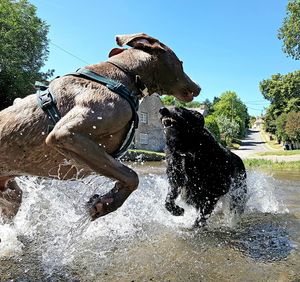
[123,149,165,161]
[255,150,300,156]
[244,159,300,169]
[123,150,300,170]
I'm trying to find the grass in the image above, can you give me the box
[255,149,300,156]
[244,159,300,169]
[123,149,165,161]
[230,143,240,150]
[128,149,165,156]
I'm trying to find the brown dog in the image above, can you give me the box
[0,33,200,222]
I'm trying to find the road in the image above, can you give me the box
[232,129,300,162]
[232,129,272,159]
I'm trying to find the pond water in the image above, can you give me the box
[0,162,299,281]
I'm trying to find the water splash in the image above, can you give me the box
[0,169,291,277]
[245,170,288,214]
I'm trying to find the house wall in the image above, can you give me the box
[133,94,165,152]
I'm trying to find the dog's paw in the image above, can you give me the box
[165,202,184,216]
[87,193,115,220]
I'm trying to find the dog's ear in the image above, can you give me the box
[108,48,126,58]
[115,33,166,51]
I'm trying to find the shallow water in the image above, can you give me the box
[0,162,300,281]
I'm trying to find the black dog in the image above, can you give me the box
[160,107,247,227]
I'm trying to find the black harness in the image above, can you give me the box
[36,64,147,158]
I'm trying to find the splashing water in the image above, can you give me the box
[0,165,299,281]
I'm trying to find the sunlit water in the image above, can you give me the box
[0,162,300,281]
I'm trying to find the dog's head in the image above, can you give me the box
[109,33,201,102]
[160,107,204,142]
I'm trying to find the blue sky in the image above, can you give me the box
[30,0,299,116]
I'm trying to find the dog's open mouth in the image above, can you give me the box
[162,117,176,128]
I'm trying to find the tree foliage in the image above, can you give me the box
[275,113,288,142]
[160,96,202,108]
[0,0,52,110]
[285,111,300,141]
[216,115,240,144]
[260,70,300,133]
[278,0,300,60]
[204,114,220,141]
[212,91,249,138]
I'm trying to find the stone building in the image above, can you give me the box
[133,96,208,152]
[133,94,165,152]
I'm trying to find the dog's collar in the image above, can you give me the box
[107,61,149,98]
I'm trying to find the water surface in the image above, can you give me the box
[0,162,299,281]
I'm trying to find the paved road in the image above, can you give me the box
[232,129,300,162]
[232,129,272,158]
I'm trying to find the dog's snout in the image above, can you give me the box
[159,107,170,116]
[193,82,201,97]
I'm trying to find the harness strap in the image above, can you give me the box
[36,82,61,133]
[70,68,139,122]
[36,68,140,159]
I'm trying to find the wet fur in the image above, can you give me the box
[0,34,200,222]
[160,107,247,227]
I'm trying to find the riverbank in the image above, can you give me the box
[124,149,300,169]
[243,159,300,169]
[122,149,165,161]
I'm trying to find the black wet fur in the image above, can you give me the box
[160,107,247,227]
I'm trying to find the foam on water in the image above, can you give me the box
[0,169,288,274]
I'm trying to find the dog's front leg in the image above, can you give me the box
[46,130,139,220]
[165,184,184,216]
[165,158,186,216]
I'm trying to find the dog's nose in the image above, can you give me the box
[159,107,170,116]
[193,82,201,97]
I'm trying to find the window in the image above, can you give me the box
[139,133,149,145]
[140,112,148,124]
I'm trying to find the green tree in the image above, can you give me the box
[160,96,202,108]
[0,0,52,110]
[285,111,300,141]
[275,113,288,143]
[278,0,300,60]
[212,91,249,137]
[160,96,176,106]
[216,115,239,145]
[204,114,220,141]
[260,70,300,133]
[202,98,213,114]
[249,116,256,128]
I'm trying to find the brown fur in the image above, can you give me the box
[0,33,200,221]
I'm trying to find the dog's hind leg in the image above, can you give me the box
[194,199,218,228]
[0,177,23,222]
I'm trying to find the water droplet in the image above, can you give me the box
[42,131,45,135]
[97,116,102,120]
[93,126,96,129]
[91,110,95,114]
